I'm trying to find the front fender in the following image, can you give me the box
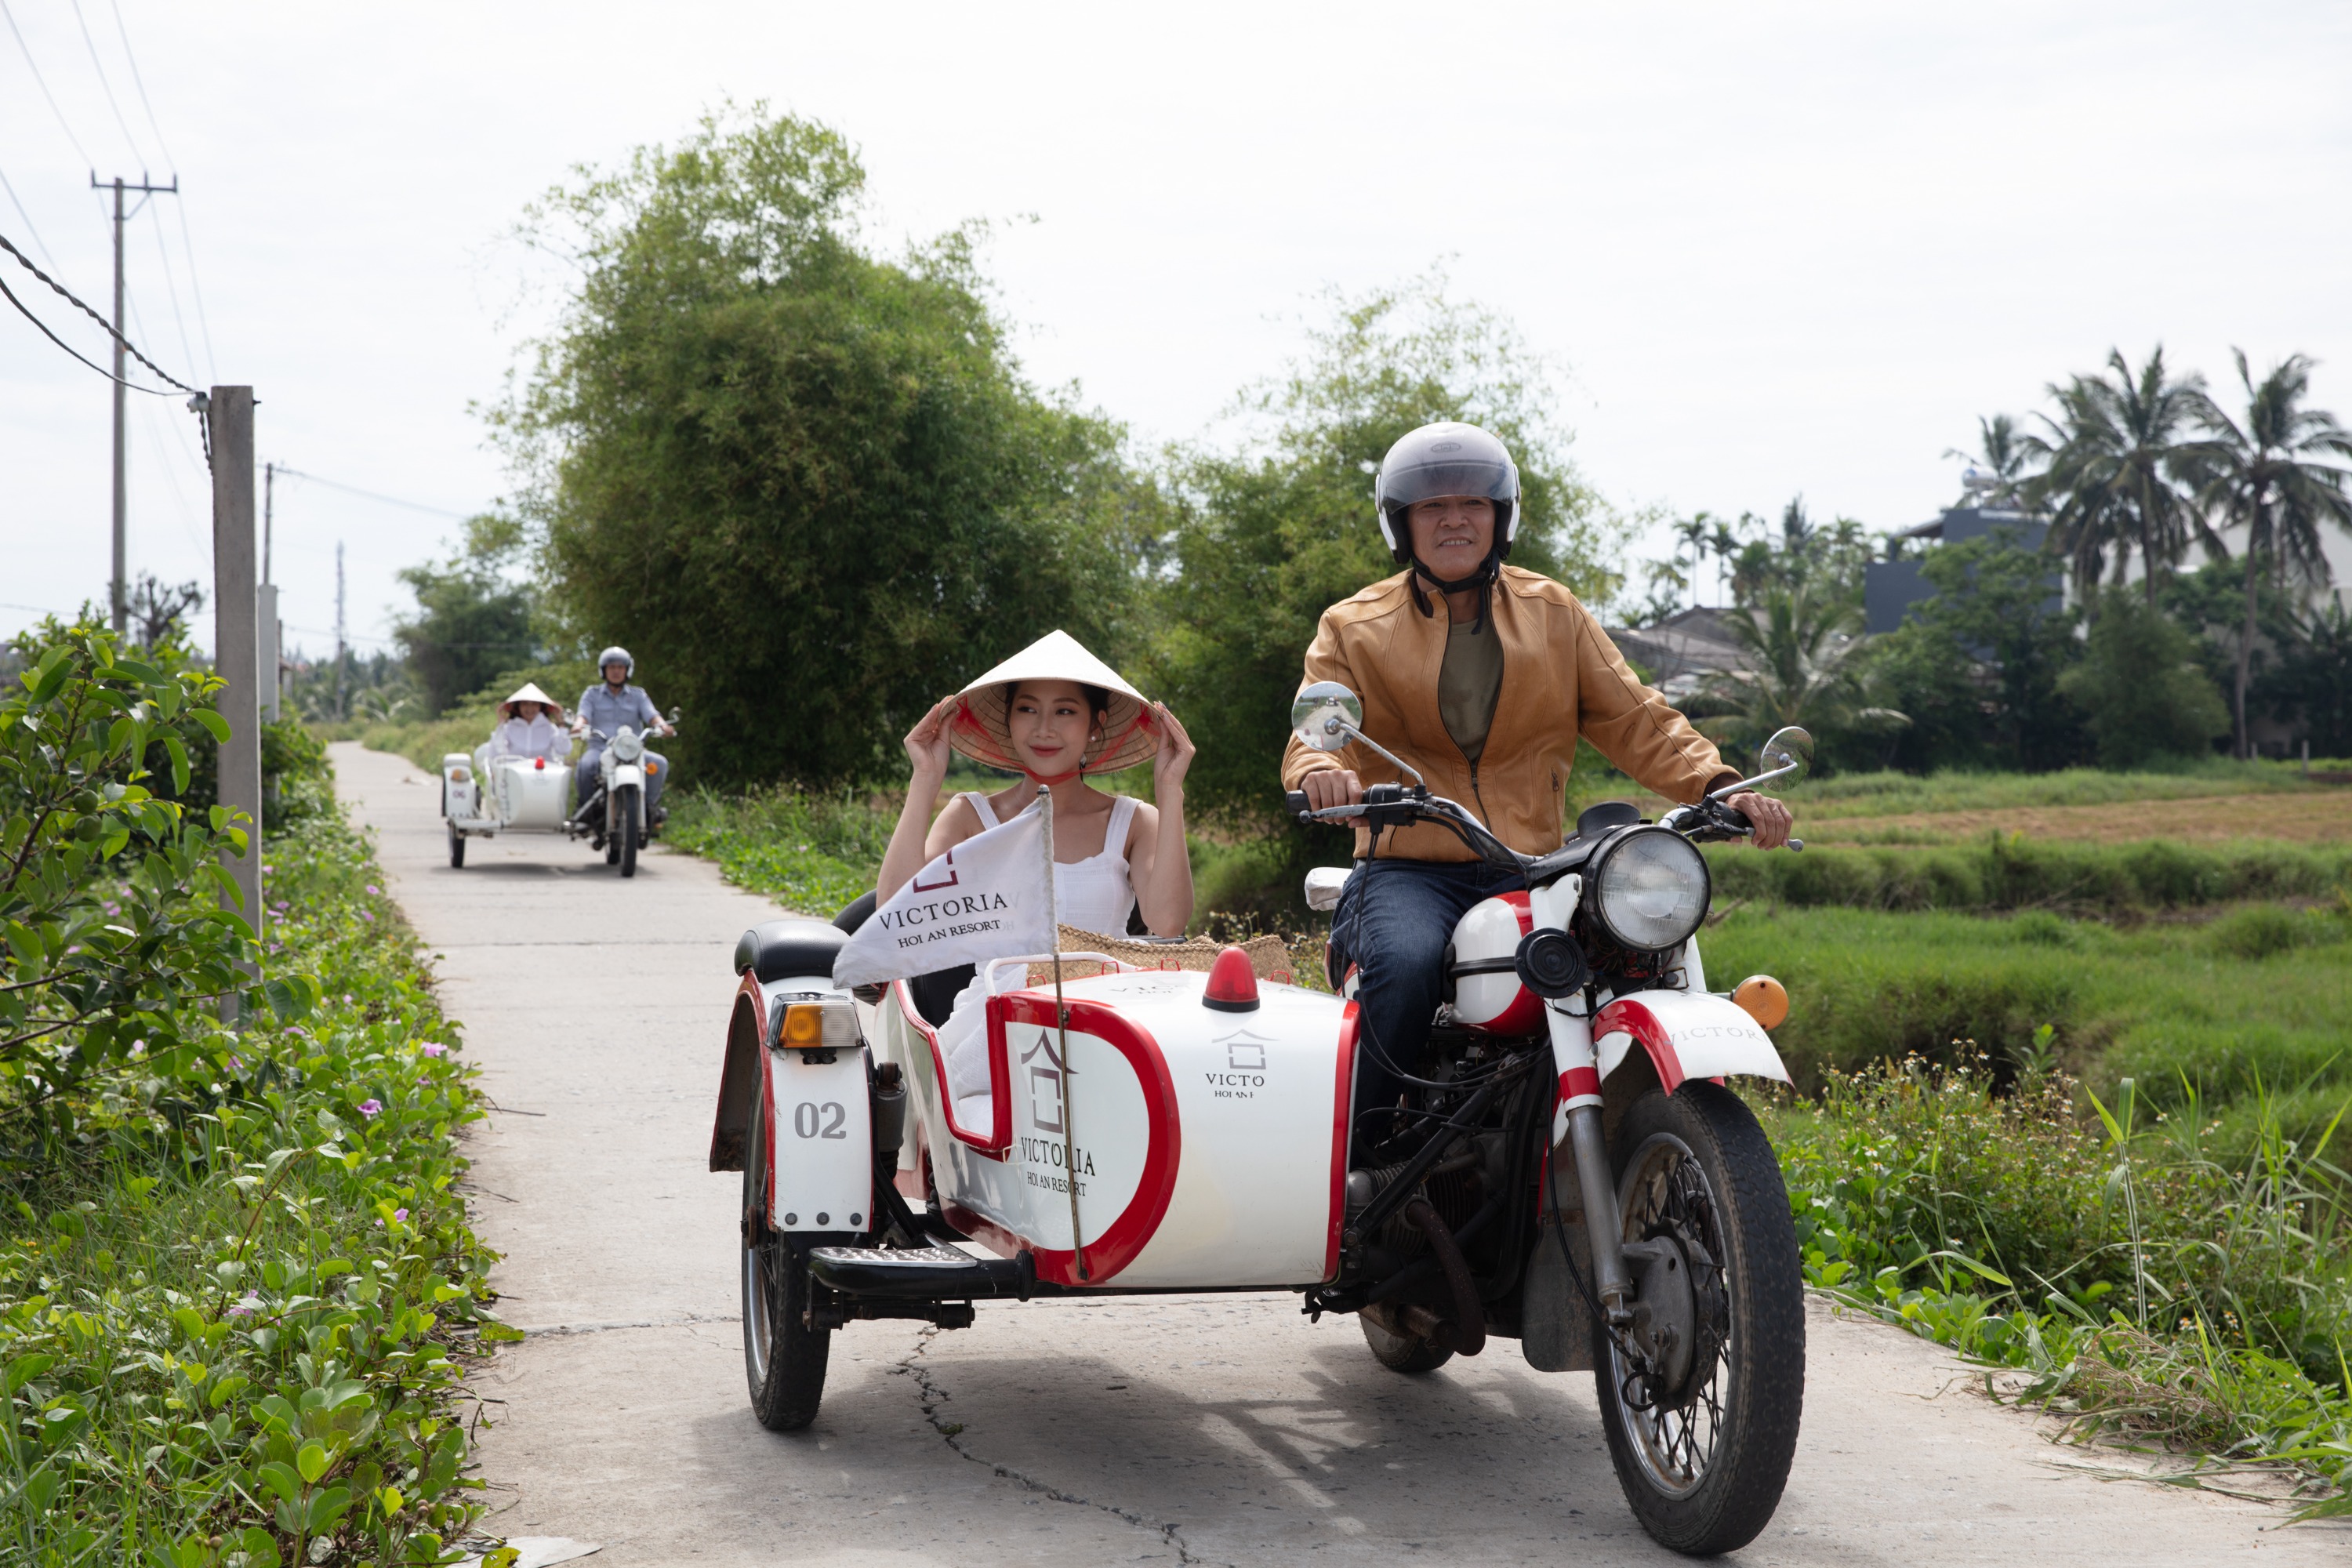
[708,971,768,1172]
[1595,989,1789,1093]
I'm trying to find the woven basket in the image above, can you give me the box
[1048,925,1296,987]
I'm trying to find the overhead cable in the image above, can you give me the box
[105,0,212,379]
[69,0,151,167]
[275,467,477,519]
[0,159,57,269]
[0,228,197,395]
[0,0,96,167]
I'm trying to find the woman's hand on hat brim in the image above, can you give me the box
[904,695,959,782]
[1151,702,1194,792]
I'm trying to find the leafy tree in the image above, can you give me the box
[1690,583,1905,764]
[2026,347,2216,613]
[495,107,1155,788]
[1864,530,2086,771]
[2258,600,2352,757]
[124,572,204,652]
[1149,275,1616,837]
[2191,350,2352,757]
[2057,597,2229,767]
[392,514,542,717]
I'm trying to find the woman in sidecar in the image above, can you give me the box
[874,630,1197,1105]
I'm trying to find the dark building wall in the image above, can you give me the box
[1864,508,2054,633]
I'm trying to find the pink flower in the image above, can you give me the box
[228,1291,261,1317]
[365,884,381,895]
[394,1207,408,1222]
[358,1098,382,1117]
[419,1043,447,1058]
[227,1055,242,1070]
[359,910,374,923]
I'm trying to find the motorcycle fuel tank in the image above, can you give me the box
[1447,891,1545,1035]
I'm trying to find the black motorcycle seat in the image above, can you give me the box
[734,918,849,985]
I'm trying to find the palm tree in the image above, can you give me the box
[1944,413,2036,506]
[2192,350,2352,758]
[1691,584,1905,755]
[1673,513,1714,608]
[2025,347,2216,613]
[1706,517,1742,606]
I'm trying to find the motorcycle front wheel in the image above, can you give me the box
[616,785,641,878]
[742,1091,832,1430]
[1596,1082,1804,1556]
[447,823,466,868]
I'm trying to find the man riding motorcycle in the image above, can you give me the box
[572,646,676,832]
[1280,421,1795,1157]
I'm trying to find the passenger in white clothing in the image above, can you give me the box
[876,631,1196,1103]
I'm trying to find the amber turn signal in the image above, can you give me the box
[776,997,855,1050]
[1732,975,1789,1029]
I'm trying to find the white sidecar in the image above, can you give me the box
[438,750,572,867]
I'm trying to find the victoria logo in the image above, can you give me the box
[911,846,960,893]
[1207,1028,1272,1098]
[1022,1031,1069,1133]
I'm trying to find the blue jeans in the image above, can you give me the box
[1329,858,1525,1160]
[576,747,667,817]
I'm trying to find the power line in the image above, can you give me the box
[106,0,172,165]
[0,160,56,270]
[142,199,197,377]
[0,227,196,394]
[0,0,96,168]
[103,0,210,379]
[68,0,150,168]
[274,466,478,519]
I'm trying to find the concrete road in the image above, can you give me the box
[333,742,2344,1566]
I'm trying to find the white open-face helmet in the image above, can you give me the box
[597,645,633,679]
[1373,422,1522,564]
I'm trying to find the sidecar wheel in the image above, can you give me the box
[742,1094,831,1430]
[448,825,466,869]
[1359,1312,1454,1374]
[1595,1082,1803,1556]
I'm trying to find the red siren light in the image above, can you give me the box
[1202,946,1260,1013]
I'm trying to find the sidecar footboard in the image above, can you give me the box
[808,1245,1032,1301]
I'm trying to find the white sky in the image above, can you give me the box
[4,0,2349,658]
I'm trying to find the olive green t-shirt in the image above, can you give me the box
[1438,612,1504,767]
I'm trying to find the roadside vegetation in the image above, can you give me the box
[2,622,502,1566]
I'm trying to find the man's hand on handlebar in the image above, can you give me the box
[1726,789,1795,850]
[1300,769,1364,811]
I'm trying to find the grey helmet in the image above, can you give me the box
[596,645,633,680]
[1373,422,1522,564]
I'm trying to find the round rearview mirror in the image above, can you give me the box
[1290,681,1363,753]
[1759,726,1813,783]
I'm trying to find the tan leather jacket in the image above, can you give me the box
[1282,565,1737,862]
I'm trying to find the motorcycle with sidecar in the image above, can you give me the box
[706,687,1812,1555]
[438,710,678,877]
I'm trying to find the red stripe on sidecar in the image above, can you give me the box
[1325,1000,1360,1282]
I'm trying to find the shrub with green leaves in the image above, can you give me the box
[1,625,270,1127]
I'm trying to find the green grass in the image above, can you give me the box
[0,785,503,1565]
[1704,903,2351,1133]
[1783,759,2342,819]
[662,783,898,918]
[1764,1059,2352,1513]
[1705,833,2352,916]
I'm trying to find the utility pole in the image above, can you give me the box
[258,463,278,721]
[208,386,263,981]
[93,172,180,638]
[334,540,347,720]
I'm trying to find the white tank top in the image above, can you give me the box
[965,790,1138,938]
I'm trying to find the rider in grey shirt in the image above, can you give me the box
[572,646,673,822]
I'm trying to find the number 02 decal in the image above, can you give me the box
[793,1101,848,1140]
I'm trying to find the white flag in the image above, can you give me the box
[833,797,1055,988]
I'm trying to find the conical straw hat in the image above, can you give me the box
[499,681,557,720]
[949,630,1159,775]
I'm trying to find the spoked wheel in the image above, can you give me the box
[1359,1311,1454,1374]
[447,824,466,868]
[742,1092,831,1430]
[1596,1083,1804,1556]
[616,785,641,878]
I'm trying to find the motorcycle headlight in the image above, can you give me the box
[1584,827,1711,952]
[612,731,644,762]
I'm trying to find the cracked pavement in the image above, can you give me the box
[335,742,2350,1566]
